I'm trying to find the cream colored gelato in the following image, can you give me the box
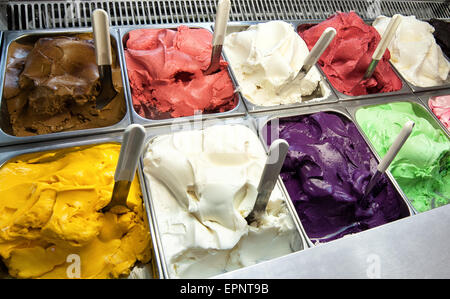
[373,15,450,87]
[224,21,330,106]
[143,124,301,278]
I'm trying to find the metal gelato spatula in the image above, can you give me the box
[246,139,290,224]
[204,0,231,75]
[102,124,146,213]
[277,27,336,95]
[92,9,118,110]
[362,120,414,202]
[352,14,401,93]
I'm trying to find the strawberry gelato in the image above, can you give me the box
[124,26,236,119]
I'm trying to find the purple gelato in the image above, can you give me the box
[265,112,409,243]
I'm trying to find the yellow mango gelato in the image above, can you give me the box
[0,143,151,279]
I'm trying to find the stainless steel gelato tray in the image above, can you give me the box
[343,94,450,215]
[117,23,247,128]
[0,131,161,279]
[415,88,450,137]
[138,114,309,279]
[220,21,338,114]
[292,19,413,102]
[251,104,414,247]
[0,28,131,147]
[343,93,450,141]
[0,0,448,281]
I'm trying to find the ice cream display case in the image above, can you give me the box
[0,0,449,279]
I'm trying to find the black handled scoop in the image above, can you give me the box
[92,9,118,110]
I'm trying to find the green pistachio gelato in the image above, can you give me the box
[355,101,450,212]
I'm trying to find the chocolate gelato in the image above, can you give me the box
[2,33,126,136]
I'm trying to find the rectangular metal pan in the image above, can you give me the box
[292,19,413,101]
[221,21,339,114]
[415,88,450,137]
[0,131,162,279]
[343,94,450,215]
[251,103,415,246]
[138,114,310,278]
[0,28,131,147]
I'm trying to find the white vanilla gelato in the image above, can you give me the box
[143,124,301,278]
[373,15,450,87]
[224,21,330,106]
